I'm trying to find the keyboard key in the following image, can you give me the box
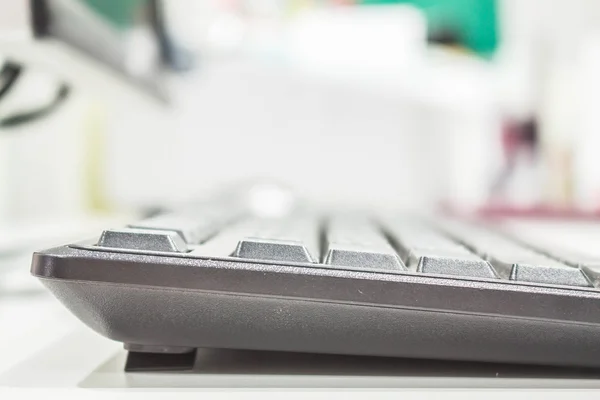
[191,221,254,257]
[530,251,600,288]
[581,264,600,287]
[385,219,496,278]
[510,262,591,287]
[500,226,600,289]
[522,246,600,288]
[324,216,406,270]
[129,204,242,244]
[234,215,320,263]
[439,220,591,287]
[97,228,188,253]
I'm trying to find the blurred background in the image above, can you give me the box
[2,0,600,282]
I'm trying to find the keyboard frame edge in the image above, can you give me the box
[29,244,600,368]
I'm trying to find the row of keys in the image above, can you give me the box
[95,213,598,288]
[495,223,600,288]
[438,219,592,287]
[97,199,246,253]
[129,201,244,244]
[384,219,496,278]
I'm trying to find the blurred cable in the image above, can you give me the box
[0,61,23,101]
[0,59,70,130]
[149,0,196,72]
[0,83,71,129]
[0,84,70,129]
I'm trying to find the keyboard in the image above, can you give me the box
[31,188,600,370]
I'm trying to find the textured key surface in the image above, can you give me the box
[129,202,242,244]
[97,228,188,253]
[129,214,208,244]
[235,239,315,263]
[500,223,600,288]
[93,203,597,287]
[234,215,320,263]
[523,246,600,287]
[510,263,591,286]
[324,216,405,270]
[439,220,591,287]
[582,264,600,287]
[415,250,496,278]
[385,219,495,278]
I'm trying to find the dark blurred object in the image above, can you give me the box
[29,0,164,98]
[502,118,539,156]
[490,118,540,201]
[0,61,22,100]
[427,27,462,47]
[148,0,196,72]
[27,0,195,100]
[0,85,70,129]
[361,0,498,57]
[0,58,71,129]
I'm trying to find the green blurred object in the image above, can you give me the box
[359,0,498,57]
[81,0,150,29]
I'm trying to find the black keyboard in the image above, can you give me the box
[31,188,600,370]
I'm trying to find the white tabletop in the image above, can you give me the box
[2,321,600,390]
[1,283,600,392]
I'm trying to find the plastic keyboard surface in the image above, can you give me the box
[31,189,600,369]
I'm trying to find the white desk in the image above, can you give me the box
[2,306,600,390]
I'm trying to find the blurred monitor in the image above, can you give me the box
[0,0,192,106]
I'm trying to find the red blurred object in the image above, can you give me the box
[441,201,600,220]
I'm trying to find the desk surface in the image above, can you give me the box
[2,289,600,392]
[2,324,600,390]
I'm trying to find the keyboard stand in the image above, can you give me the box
[124,345,197,372]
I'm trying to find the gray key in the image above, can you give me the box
[324,216,406,270]
[385,220,496,278]
[541,252,600,288]
[439,220,591,287]
[501,230,600,289]
[130,204,241,244]
[538,249,600,287]
[233,215,320,263]
[581,264,600,287]
[97,228,188,252]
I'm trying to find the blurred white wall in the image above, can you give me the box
[102,5,500,212]
[0,2,30,41]
[104,60,433,210]
[0,2,502,220]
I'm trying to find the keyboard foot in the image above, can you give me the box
[124,346,197,372]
